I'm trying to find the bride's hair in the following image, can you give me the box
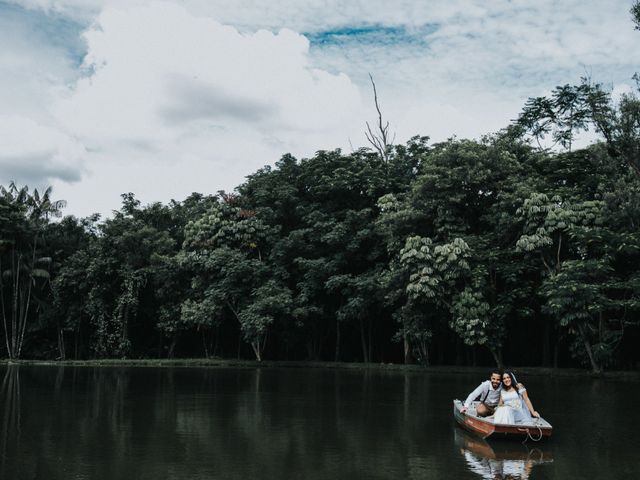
[503,371,520,392]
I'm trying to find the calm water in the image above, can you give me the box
[0,365,638,479]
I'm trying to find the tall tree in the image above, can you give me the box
[0,183,65,358]
[181,196,291,361]
[516,79,640,177]
[515,144,640,373]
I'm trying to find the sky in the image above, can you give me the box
[1,0,639,217]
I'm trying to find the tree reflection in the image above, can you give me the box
[0,366,567,479]
[0,366,21,479]
[454,428,553,479]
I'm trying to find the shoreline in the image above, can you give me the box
[1,358,639,379]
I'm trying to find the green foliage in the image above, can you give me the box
[516,79,640,176]
[451,288,493,346]
[540,259,624,369]
[401,236,471,300]
[2,88,640,370]
[181,198,290,361]
[238,280,293,343]
[239,149,403,362]
[517,84,594,150]
[516,193,604,259]
[632,1,640,30]
[513,146,640,372]
[380,138,539,365]
[0,183,65,358]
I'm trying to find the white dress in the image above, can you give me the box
[493,387,532,425]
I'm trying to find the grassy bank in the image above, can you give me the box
[2,358,639,379]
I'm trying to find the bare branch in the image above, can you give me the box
[365,74,395,163]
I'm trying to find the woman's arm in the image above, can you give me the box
[519,384,540,418]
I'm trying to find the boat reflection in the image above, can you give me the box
[455,428,553,479]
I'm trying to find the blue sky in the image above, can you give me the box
[1,0,639,216]
[305,24,433,47]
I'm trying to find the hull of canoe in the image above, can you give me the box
[453,400,552,441]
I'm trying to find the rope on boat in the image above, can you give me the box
[517,422,544,443]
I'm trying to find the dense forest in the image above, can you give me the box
[3,48,640,372]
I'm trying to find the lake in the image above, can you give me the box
[0,365,638,479]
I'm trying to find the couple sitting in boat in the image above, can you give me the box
[461,370,540,424]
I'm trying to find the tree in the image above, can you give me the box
[240,149,402,362]
[379,138,540,366]
[66,194,176,358]
[365,74,395,164]
[151,193,218,357]
[632,1,640,30]
[517,84,593,151]
[46,215,99,359]
[514,187,638,372]
[516,79,640,177]
[181,197,290,361]
[396,235,502,366]
[325,271,381,363]
[0,183,65,359]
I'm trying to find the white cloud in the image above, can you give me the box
[2,0,639,216]
[0,4,80,120]
[54,5,361,142]
[0,115,86,185]
[44,2,363,215]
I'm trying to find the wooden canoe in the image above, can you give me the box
[453,399,553,441]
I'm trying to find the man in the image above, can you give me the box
[461,370,502,417]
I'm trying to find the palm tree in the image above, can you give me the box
[0,183,65,358]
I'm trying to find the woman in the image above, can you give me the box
[493,371,540,425]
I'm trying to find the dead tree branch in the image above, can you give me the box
[365,74,395,163]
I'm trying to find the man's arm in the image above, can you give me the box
[462,382,487,410]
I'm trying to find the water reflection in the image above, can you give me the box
[455,429,553,479]
[0,365,638,479]
[0,366,453,479]
[0,366,20,479]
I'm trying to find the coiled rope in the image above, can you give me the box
[518,422,544,443]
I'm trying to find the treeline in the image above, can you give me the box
[2,81,640,372]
